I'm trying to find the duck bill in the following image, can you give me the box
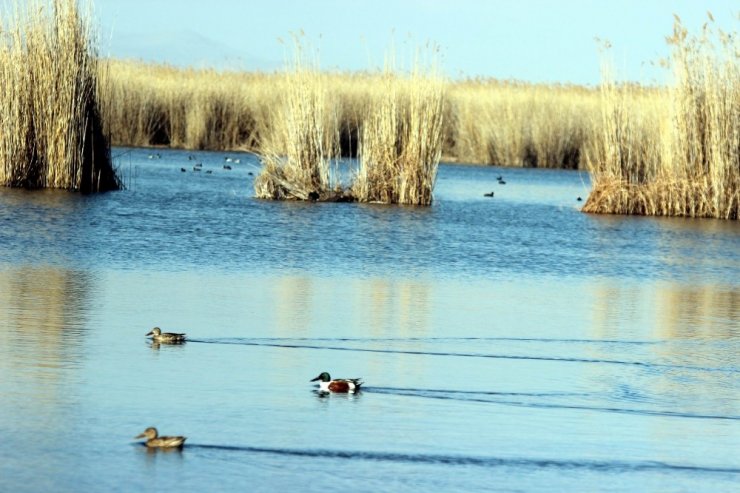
[309,375,321,382]
[134,432,146,439]
[145,331,154,337]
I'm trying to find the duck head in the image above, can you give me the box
[146,327,162,337]
[310,372,331,383]
[135,427,158,440]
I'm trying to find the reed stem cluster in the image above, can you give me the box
[253,43,446,205]
[0,0,119,192]
[584,15,739,219]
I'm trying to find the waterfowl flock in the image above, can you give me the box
[171,154,253,174]
[137,327,362,450]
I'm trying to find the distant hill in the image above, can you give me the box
[101,28,282,71]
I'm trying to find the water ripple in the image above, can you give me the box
[366,386,740,421]
[188,338,740,374]
[185,444,739,475]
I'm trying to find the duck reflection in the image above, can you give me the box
[148,340,188,351]
[313,389,363,401]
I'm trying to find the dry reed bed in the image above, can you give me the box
[99,61,602,170]
[0,0,118,192]
[448,80,600,168]
[584,16,739,219]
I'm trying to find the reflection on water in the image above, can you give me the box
[270,275,431,338]
[656,285,740,340]
[590,281,740,341]
[0,266,93,371]
[0,266,94,452]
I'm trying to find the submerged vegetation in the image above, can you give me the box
[0,0,119,192]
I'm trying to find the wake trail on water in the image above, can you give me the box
[187,338,740,375]
[183,444,740,475]
[363,386,740,421]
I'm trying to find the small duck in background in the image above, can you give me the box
[310,372,363,393]
[146,327,186,343]
[135,427,186,449]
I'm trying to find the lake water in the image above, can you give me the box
[0,148,738,492]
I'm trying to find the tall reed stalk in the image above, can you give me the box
[253,39,340,200]
[0,0,119,192]
[584,15,739,219]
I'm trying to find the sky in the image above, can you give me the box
[91,0,739,85]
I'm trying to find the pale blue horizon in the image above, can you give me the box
[91,0,738,85]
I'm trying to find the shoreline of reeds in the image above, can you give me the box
[90,13,738,219]
[0,0,120,193]
[98,59,603,171]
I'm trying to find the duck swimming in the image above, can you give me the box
[146,327,186,343]
[310,372,363,393]
[135,427,186,449]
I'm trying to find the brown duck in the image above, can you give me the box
[145,327,186,343]
[135,427,186,449]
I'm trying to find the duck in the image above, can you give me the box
[146,327,186,343]
[223,164,232,170]
[483,191,494,197]
[135,427,186,449]
[310,372,362,393]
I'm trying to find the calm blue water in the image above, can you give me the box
[0,148,738,492]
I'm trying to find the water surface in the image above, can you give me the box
[0,148,738,492]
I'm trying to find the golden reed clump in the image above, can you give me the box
[253,42,446,205]
[0,0,119,192]
[353,66,445,205]
[584,14,740,219]
[252,38,343,201]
